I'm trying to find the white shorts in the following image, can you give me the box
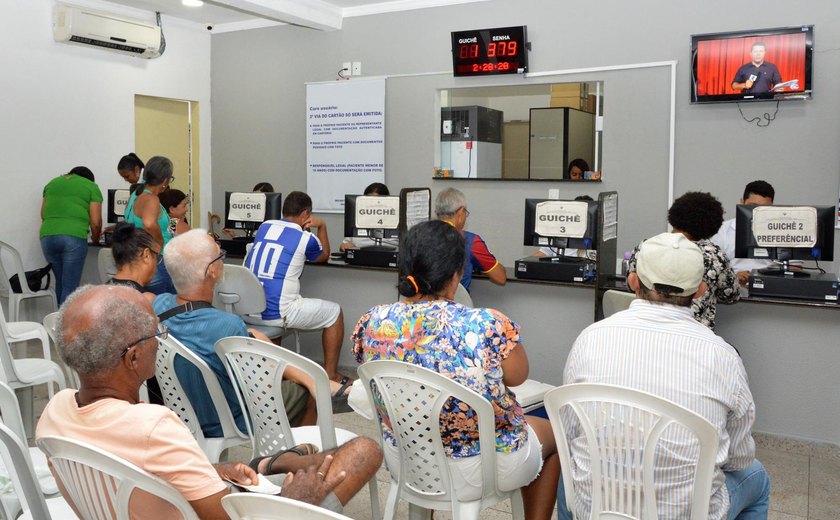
[383,425,544,501]
[257,295,341,331]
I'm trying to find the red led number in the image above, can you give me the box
[459,44,479,59]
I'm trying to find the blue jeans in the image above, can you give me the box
[40,235,88,306]
[145,257,175,295]
[556,459,770,519]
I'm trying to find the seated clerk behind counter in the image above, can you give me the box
[711,180,776,288]
[435,187,506,291]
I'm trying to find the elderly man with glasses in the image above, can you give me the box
[435,187,507,291]
[151,230,344,438]
[37,284,383,518]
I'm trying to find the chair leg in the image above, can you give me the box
[382,481,400,520]
[511,489,525,520]
[294,330,301,354]
[368,477,381,520]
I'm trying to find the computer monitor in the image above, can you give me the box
[223,191,282,236]
[734,204,835,275]
[343,194,400,250]
[523,198,599,254]
[106,189,131,224]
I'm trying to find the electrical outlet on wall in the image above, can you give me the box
[352,61,362,76]
[342,61,351,76]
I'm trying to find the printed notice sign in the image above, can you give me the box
[534,201,588,238]
[113,189,130,216]
[227,193,266,222]
[752,206,817,248]
[404,189,431,230]
[307,79,386,212]
[355,196,399,229]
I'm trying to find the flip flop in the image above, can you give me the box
[248,443,320,475]
[332,377,354,414]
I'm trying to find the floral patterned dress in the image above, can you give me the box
[352,299,528,458]
[629,238,740,329]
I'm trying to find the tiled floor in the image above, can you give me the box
[29,382,840,519]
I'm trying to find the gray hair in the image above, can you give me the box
[164,229,219,294]
[435,188,466,218]
[57,285,155,376]
[143,156,174,187]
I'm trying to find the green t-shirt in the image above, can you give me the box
[40,174,103,239]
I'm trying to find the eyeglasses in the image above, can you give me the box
[119,324,168,358]
[204,249,227,278]
[459,207,470,218]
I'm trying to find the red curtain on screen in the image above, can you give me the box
[696,33,806,95]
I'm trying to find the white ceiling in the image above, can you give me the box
[99,0,488,32]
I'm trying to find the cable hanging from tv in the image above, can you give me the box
[737,101,779,128]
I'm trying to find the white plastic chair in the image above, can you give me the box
[42,311,81,389]
[37,435,200,520]
[0,326,65,438]
[97,248,117,283]
[214,264,301,352]
[215,336,379,519]
[0,240,57,322]
[544,383,719,520]
[453,284,474,307]
[602,290,635,318]
[222,494,354,520]
[357,360,524,520]
[0,381,73,520]
[0,423,76,520]
[0,300,52,362]
[154,334,249,463]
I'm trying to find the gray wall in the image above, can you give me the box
[211,0,839,269]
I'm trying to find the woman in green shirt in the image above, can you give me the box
[40,166,103,305]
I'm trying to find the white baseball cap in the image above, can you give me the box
[635,232,704,297]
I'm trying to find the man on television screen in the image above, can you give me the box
[731,42,781,94]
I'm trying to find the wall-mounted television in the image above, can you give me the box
[691,25,813,104]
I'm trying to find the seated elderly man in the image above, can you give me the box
[36,284,383,518]
[559,232,770,519]
[152,229,347,436]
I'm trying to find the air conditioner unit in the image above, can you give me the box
[53,4,162,59]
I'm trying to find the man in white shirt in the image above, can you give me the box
[711,180,776,288]
[558,232,770,520]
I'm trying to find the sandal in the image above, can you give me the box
[248,443,320,475]
[332,377,354,414]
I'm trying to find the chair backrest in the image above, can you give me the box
[357,360,503,506]
[154,334,247,448]
[602,290,635,318]
[37,435,200,520]
[0,327,22,385]
[215,336,337,457]
[0,422,53,520]
[42,311,81,389]
[0,381,29,447]
[453,283,474,307]
[221,494,353,520]
[0,241,28,296]
[213,265,267,316]
[544,383,719,520]
[97,248,117,284]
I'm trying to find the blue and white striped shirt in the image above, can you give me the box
[563,299,756,519]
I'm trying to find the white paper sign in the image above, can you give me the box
[534,201,588,238]
[751,206,817,248]
[112,189,130,217]
[227,193,266,223]
[355,196,399,229]
[307,79,386,212]
[404,190,431,230]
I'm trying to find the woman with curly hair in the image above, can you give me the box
[629,191,739,329]
[351,219,560,520]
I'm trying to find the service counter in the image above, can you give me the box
[76,249,840,445]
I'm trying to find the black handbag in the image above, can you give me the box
[9,263,52,293]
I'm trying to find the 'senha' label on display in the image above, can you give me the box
[228,193,266,222]
[751,206,817,248]
[534,201,588,238]
[113,190,130,216]
[355,196,399,229]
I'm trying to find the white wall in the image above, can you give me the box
[0,1,212,266]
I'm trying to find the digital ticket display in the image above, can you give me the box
[451,26,528,77]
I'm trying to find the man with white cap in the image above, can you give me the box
[557,232,770,520]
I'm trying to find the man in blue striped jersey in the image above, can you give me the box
[245,192,345,383]
[559,232,770,520]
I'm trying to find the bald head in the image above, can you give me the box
[164,229,222,294]
[58,285,156,376]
